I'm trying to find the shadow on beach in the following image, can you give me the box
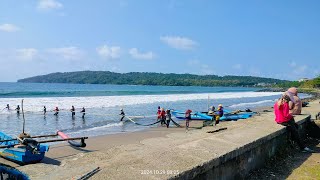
[247,120,320,180]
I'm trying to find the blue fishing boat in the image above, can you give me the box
[172,110,214,120]
[0,132,49,164]
[171,110,253,121]
[0,99,88,164]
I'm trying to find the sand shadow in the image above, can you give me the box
[41,157,61,165]
[247,120,320,180]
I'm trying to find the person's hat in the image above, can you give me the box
[218,104,223,107]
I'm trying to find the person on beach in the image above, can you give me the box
[157,106,161,121]
[165,109,172,128]
[54,107,59,116]
[71,106,75,117]
[15,105,20,114]
[43,106,47,115]
[119,108,125,121]
[208,105,215,115]
[214,104,224,125]
[286,87,302,115]
[160,108,166,126]
[185,109,192,131]
[5,104,9,110]
[274,93,314,153]
[80,107,85,118]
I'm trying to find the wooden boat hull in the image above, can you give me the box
[0,132,49,164]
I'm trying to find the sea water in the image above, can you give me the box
[0,82,307,138]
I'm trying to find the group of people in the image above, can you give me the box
[3,104,86,118]
[51,106,86,118]
[156,106,173,128]
[274,87,314,153]
[3,104,21,114]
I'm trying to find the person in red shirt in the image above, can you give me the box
[160,108,166,126]
[156,106,161,121]
[274,94,314,153]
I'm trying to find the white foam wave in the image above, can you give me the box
[0,92,282,112]
[75,122,124,133]
[228,100,276,108]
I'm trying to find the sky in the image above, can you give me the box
[0,0,319,82]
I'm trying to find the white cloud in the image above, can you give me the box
[47,47,84,60]
[160,36,197,50]
[96,45,121,59]
[129,48,154,60]
[37,0,63,11]
[0,24,20,32]
[16,48,38,60]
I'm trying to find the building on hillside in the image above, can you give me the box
[298,78,309,82]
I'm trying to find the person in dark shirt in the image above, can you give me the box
[80,107,85,118]
[43,106,47,115]
[119,108,125,121]
[54,107,59,116]
[71,106,76,117]
[15,105,20,114]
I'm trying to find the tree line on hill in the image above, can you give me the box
[17,71,288,87]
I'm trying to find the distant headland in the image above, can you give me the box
[17,71,288,87]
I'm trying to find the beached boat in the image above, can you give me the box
[171,110,253,121]
[0,100,88,164]
[0,131,88,164]
[0,132,49,164]
[172,110,213,120]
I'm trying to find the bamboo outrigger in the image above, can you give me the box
[0,99,88,164]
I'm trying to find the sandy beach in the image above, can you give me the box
[1,99,319,179]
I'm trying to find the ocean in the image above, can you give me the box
[0,82,304,138]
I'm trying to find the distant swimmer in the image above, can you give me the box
[15,105,20,114]
[43,106,47,115]
[80,107,85,118]
[54,107,59,116]
[119,108,125,121]
[5,104,10,110]
[71,106,75,117]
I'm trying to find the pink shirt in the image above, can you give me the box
[274,101,293,124]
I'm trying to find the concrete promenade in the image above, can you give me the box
[1,100,319,179]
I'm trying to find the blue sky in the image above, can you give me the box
[0,0,319,82]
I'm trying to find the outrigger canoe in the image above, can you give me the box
[0,131,87,164]
[0,132,49,164]
[171,110,254,121]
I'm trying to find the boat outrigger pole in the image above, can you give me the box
[22,99,25,134]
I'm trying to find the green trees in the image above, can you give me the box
[17,71,287,87]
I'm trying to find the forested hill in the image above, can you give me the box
[17,71,288,87]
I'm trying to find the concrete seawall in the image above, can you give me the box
[170,115,311,180]
[5,101,318,180]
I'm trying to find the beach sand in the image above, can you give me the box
[1,100,319,179]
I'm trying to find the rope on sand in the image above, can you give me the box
[207,127,227,133]
[125,116,161,126]
[77,167,101,180]
[170,119,182,127]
